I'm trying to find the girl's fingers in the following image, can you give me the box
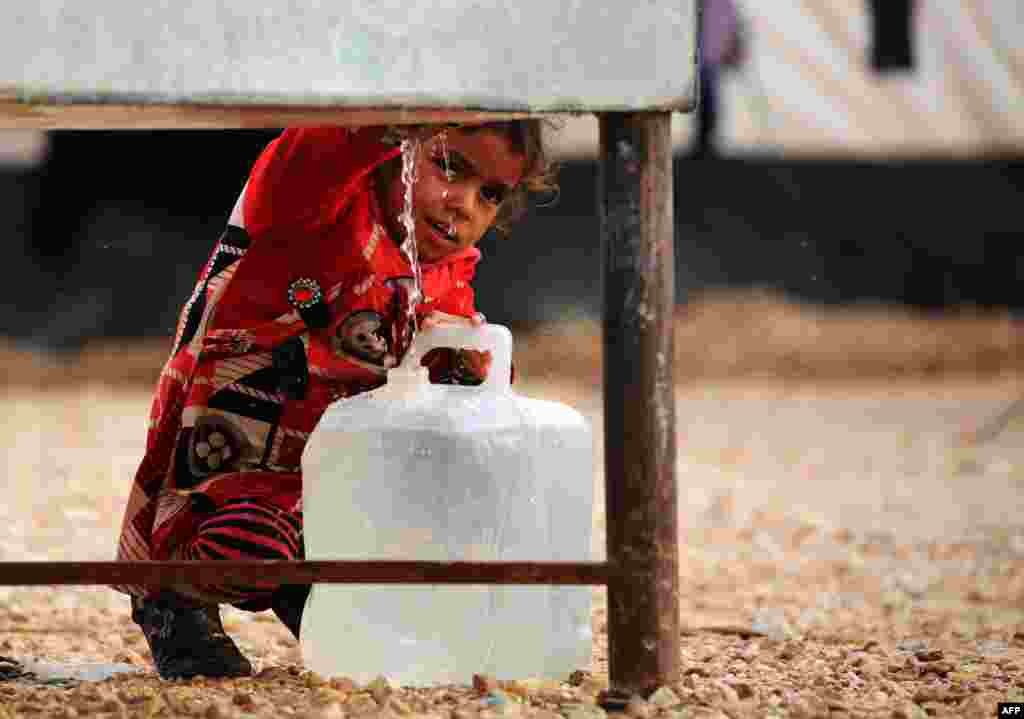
[420,312,484,329]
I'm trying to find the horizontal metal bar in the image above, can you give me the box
[0,96,552,130]
[0,560,610,587]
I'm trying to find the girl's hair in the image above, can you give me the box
[378,119,560,237]
[461,119,560,236]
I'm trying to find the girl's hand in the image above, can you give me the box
[420,346,492,385]
[419,311,486,330]
[417,311,490,385]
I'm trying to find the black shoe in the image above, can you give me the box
[270,583,311,640]
[0,656,30,681]
[131,593,253,680]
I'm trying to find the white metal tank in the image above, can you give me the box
[300,324,593,685]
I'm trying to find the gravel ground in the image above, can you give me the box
[2,300,1024,718]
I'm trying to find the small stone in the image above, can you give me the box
[365,676,391,703]
[304,671,328,688]
[208,432,227,449]
[112,649,145,665]
[895,638,929,654]
[387,697,413,715]
[914,649,943,662]
[233,691,254,707]
[624,696,651,718]
[497,680,529,700]
[647,686,680,708]
[918,661,953,677]
[568,670,591,687]
[778,641,802,661]
[949,670,977,687]
[891,703,928,719]
[312,688,345,707]
[912,687,948,704]
[310,704,346,719]
[474,674,498,695]
[731,682,755,700]
[486,689,511,706]
[858,657,885,677]
[751,607,795,640]
[329,677,359,693]
[715,682,739,704]
[565,704,607,719]
[100,697,124,713]
[346,695,379,716]
[204,701,230,719]
[495,699,522,717]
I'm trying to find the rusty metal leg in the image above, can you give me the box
[598,112,679,696]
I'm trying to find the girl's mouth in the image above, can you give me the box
[427,218,457,243]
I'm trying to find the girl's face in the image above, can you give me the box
[382,129,526,264]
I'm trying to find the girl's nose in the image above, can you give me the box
[443,184,476,221]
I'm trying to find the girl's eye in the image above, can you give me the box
[480,185,507,205]
[432,154,459,182]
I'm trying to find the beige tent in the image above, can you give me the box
[551,0,1023,158]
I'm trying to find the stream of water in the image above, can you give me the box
[396,129,454,363]
[398,136,423,320]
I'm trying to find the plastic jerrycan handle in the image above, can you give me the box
[411,323,513,392]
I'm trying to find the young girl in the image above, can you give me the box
[115,122,556,680]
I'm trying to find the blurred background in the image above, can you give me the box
[0,0,1020,369]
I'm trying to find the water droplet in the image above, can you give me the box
[412,445,432,459]
[642,639,656,652]
[440,130,452,180]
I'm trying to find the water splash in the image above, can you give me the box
[395,129,458,366]
[395,138,419,303]
[398,137,424,337]
[438,131,457,238]
[439,130,452,180]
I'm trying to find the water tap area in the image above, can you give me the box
[2,301,1024,716]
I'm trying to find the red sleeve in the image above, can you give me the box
[420,253,516,385]
[430,253,480,318]
[243,126,398,241]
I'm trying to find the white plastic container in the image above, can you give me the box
[300,324,593,686]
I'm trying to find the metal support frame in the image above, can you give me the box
[0,110,679,696]
[599,112,679,695]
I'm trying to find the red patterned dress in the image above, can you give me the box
[115,127,485,608]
